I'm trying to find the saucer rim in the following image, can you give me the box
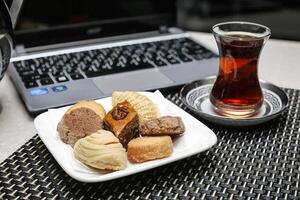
[180,76,289,126]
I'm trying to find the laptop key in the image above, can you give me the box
[165,55,180,65]
[202,52,214,59]
[22,73,50,81]
[168,49,192,63]
[85,70,107,78]
[16,65,32,73]
[20,70,36,76]
[191,54,204,60]
[153,58,167,67]
[140,61,154,69]
[70,73,84,80]
[85,61,154,77]
[40,78,54,85]
[24,80,38,88]
[178,53,192,62]
[56,76,69,82]
[52,70,65,77]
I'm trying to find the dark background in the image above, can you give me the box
[12,0,300,44]
[177,0,300,41]
[13,0,175,47]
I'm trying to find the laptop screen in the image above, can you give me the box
[13,0,176,48]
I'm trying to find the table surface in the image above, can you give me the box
[1,31,300,163]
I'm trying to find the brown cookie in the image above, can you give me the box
[57,101,106,147]
[139,116,185,136]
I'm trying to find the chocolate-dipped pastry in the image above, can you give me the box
[139,116,185,136]
[104,101,139,147]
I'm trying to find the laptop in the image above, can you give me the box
[8,0,218,114]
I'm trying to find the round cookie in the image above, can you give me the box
[66,100,106,119]
[57,100,106,146]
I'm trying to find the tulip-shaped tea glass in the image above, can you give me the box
[210,22,271,117]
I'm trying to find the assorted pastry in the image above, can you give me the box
[74,130,127,171]
[112,91,160,123]
[104,101,139,148]
[127,136,173,163]
[57,100,106,147]
[139,116,185,136]
[57,91,185,172]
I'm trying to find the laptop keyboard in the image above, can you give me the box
[12,38,217,89]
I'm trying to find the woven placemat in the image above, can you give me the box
[1,88,300,200]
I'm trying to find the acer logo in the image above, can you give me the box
[87,27,102,35]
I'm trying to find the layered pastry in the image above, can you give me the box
[140,116,185,136]
[57,100,106,146]
[127,136,173,163]
[74,130,127,171]
[104,101,139,147]
[112,91,160,123]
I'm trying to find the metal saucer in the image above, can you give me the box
[180,77,289,126]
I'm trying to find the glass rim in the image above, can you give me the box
[212,21,271,39]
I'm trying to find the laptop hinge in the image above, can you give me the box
[13,44,26,55]
[159,26,184,34]
[168,27,184,34]
[159,26,169,34]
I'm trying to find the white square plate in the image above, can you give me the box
[34,91,217,183]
